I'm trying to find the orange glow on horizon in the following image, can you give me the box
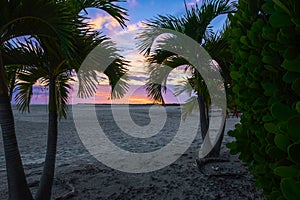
[128,97,156,104]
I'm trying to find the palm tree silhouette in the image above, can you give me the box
[0,0,80,198]
[138,0,235,157]
[1,0,128,199]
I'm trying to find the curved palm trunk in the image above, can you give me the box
[206,125,225,157]
[0,52,33,199]
[36,76,58,200]
[197,93,224,157]
[197,93,208,139]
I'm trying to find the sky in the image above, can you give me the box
[22,0,228,105]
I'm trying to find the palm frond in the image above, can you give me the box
[75,33,129,99]
[0,0,77,55]
[174,78,194,97]
[14,68,45,113]
[2,38,47,111]
[104,57,129,99]
[145,83,165,105]
[74,0,128,28]
[56,72,72,119]
[137,0,234,109]
[137,15,184,55]
[181,95,199,120]
[146,55,187,104]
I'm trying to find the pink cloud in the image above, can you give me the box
[186,0,200,7]
[88,14,121,34]
[127,0,138,7]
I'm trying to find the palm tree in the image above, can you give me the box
[5,2,128,199]
[1,0,127,199]
[138,0,235,157]
[0,0,79,198]
[9,33,128,200]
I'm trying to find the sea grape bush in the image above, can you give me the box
[227,0,300,199]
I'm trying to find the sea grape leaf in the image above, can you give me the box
[274,166,300,178]
[264,123,277,133]
[274,134,290,152]
[262,27,277,41]
[262,82,278,96]
[291,18,300,26]
[296,101,300,113]
[287,116,300,140]
[283,71,299,84]
[282,56,300,73]
[281,178,300,200]
[262,115,273,122]
[284,47,299,60]
[230,71,241,80]
[288,142,300,164]
[272,0,291,15]
[270,13,293,28]
[271,102,297,121]
[292,78,300,95]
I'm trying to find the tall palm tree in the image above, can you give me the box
[0,0,79,198]
[9,33,128,200]
[1,0,128,199]
[138,0,235,157]
[5,2,128,199]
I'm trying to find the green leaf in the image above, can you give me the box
[274,134,290,152]
[264,123,277,133]
[230,71,241,80]
[266,146,286,158]
[226,142,239,155]
[262,82,278,96]
[262,115,273,122]
[271,102,297,121]
[264,65,278,72]
[262,27,277,41]
[277,31,289,44]
[296,102,300,113]
[281,178,300,200]
[282,56,300,73]
[284,47,299,60]
[276,196,286,200]
[283,72,299,84]
[270,190,284,200]
[288,142,300,164]
[270,13,293,28]
[262,2,274,14]
[272,0,291,15]
[292,78,300,95]
[291,18,300,26]
[240,36,248,45]
[269,42,282,51]
[274,166,300,178]
[287,116,300,140]
[263,56,280,66]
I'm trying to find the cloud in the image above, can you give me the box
[127,75,147,82]
[127,0,138,7]
[88,14,122,34]
[186,0,200,7]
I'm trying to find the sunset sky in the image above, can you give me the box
[20,0,227,105]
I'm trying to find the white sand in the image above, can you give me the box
[0,105,265,199]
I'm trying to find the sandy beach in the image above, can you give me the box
[0,105,265,199]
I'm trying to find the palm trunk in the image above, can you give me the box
[197,93,223,157]
[206,124,225,157]
[197,93,208,139]
[36,76,58,200]
[0,51,32,199]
